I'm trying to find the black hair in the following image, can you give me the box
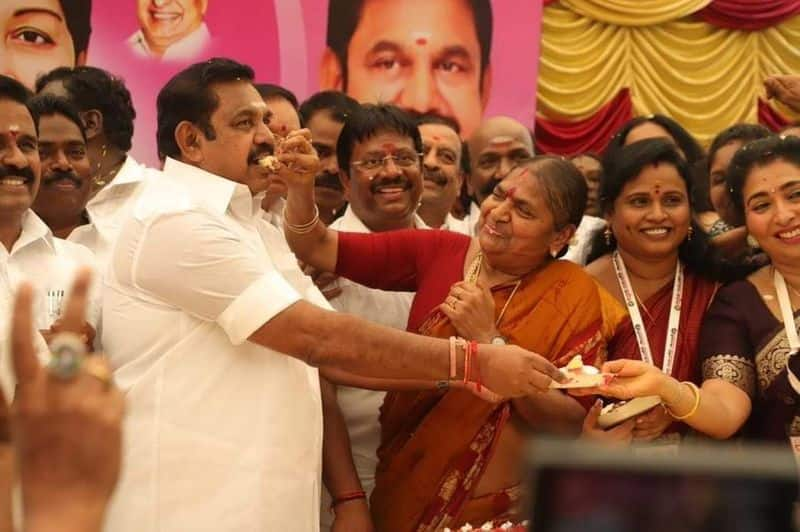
[708,124,773,174]
[727,135,800,221]
[254,83,299,109]
[60,0,92,58]
[336,103,423,174]
[299,91,359,125]
[28,94,87,142]
[36,66,135,152]
[0,75,33,106]
[589,138,739,281]
[326,0,493,89]
[156,58,254,160]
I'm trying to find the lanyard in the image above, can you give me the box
[772,270,800,395]
[612,251,683,376]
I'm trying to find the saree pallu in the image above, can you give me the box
[370,261,607,531]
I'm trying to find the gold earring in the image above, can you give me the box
[550,249,558,258]
[687,226,694,241]
[604,227,613,246]
[746,233,759,248]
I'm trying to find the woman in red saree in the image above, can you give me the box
[581,139,722,444]
[284,152,609,530]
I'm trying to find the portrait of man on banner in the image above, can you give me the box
[320,0,493,138]
[127,0,211,61]
[0,0,91,90]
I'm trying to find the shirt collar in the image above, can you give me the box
[6,210,55,257]
[111,155,145,186]
[162,157,260,218]
[338,205,427,234]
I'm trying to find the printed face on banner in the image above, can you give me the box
[321,0,490,139]
[134,0,208,59]
[0,0,84,90]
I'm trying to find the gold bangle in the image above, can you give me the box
[283,205,319,234]
[666,381,700,420]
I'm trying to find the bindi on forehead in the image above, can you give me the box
[412,31,431,46]
[381,142,398,153]
[506,186,518,199]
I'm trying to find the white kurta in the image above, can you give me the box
[69,155,149,269]
[102,158,322,532]
[563,214,606,265]
[319,206,422,531]
[0,210,98,397]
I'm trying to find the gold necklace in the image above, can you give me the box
[465,251,524,327]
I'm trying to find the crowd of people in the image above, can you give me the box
[1,56,800,532]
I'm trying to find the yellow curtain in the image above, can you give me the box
[538,4,800,145]
[561,0,711,26]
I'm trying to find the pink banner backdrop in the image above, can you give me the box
[3,1,542,166]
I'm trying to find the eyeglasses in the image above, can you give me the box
[351,151,422,172]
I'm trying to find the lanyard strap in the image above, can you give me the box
[773,270,800,395]
[612,251,683,376]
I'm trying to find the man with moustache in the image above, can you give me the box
[101,59,561,531]
[36,66,145,266]
[464,115,534,234]
[416,114,470,233]
[299,91,360,226]
[0,76,97,394]
[318,103,429,531]
[321,0,492,139]
[28,94,92,240]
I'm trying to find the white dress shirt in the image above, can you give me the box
[0,210,98,397]
[69,155,149,269]
[102,158,322,532]
[319,206,423,531]
[463,201,482,236]
[440,212,472,235]
[563,214,606,265]
[127,22,212,61]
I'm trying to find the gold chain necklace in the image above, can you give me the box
[465,251,523,327]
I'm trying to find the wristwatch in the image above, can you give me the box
[490,335,507,346]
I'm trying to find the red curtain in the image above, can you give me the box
[758,98,792,132]
[534,88,633,156]
[695,0,800,30]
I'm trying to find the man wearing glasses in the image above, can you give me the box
[464,116,535,235]
[319,103,426,531]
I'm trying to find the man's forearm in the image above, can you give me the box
[251,301,459,382]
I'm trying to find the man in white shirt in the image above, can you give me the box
[565,153,607,265]
[36,67,147,267]
[0,76,98,396]
[101,58,563,532]
[416,115,471,234]
[127,0,212,61]
[464,116,535,235]
[318,103,428,531]
[299,91,360,226]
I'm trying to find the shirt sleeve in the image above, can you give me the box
[697,282,757,398]
[335,229,470,292]
[121,211,301,345]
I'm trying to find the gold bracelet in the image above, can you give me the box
[666,381,700,420]
[283,205,319,234]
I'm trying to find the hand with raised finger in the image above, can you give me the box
[581,399,635,445]
[479,344,567,398]
[48,318,96,351]
[632,404,672,442]
[11,269,124,532]
[439,281,497,342]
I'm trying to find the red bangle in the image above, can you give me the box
[331,490,366,511]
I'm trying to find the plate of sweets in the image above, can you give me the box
[444,520,528,531]
[550,355,613,389]
[597,395,662,429]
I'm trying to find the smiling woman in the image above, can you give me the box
[0,0,91,90]
[283,153,609,528]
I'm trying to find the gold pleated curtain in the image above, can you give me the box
[538,1,800,144]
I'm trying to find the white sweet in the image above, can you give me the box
[257,155,279,171]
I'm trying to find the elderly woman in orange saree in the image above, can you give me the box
[284,154,609,530]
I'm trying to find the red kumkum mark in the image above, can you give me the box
[381,143,398,153]
[415,37,428,46]
[506,186,518,199]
